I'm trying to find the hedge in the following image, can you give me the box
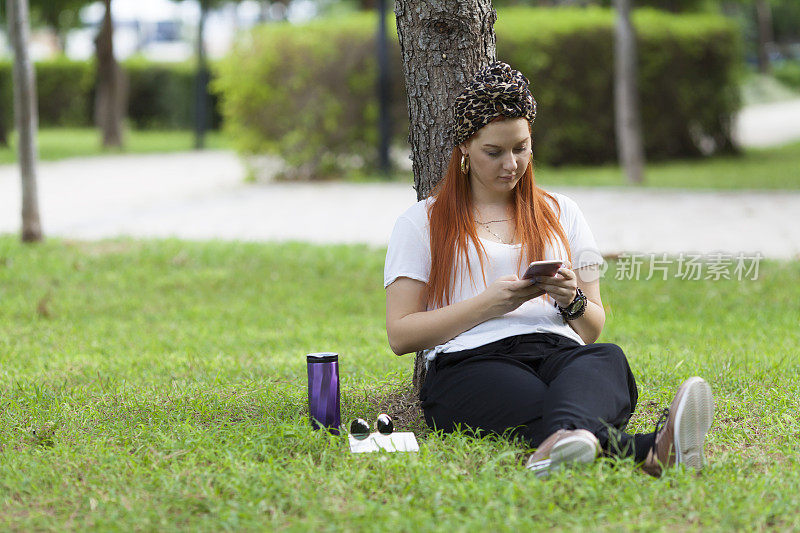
[213,14,407,179]
[0,57,221,133]
[0,58,93,132]
[497,7,742,165]
[214,7,741,178]
[774,61,800,92]
[126,59,222,130]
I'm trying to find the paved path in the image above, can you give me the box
[2,150,799,259]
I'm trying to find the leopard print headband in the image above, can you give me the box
[453,61,537,146]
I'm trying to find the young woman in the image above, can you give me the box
[384,62,714,476]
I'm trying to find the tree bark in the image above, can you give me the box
[0,116,7,147]
[395,0,497,397]
[194,0,210,150]
[94,0,124,148]
[755,0,773,74]
[377,0,392,174]
[614,0,645,185]
[7,0,43,242]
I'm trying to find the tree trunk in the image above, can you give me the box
[0,116,7,146]
[377,0,392,174]
[194,0,209,150]
[94,0,124,148]
[755,0,773,75]
[613,0,645,185]
[395,0,497,398]
[257,0,269,22]
[7,0,43,242]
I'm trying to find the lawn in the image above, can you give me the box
[534,141,800,190]
[1,236,798,530]
[0,128,231,165]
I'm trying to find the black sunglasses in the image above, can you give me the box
[349,414,394,439]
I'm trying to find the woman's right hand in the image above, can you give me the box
[479,275,546,319]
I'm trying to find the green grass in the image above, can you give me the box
[1,236,799,530]
[534,141,800,190]
[0,128,232,165]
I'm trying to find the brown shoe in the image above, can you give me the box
[526,429,600,478]
[642,377,714,477]
[525,429,567,466]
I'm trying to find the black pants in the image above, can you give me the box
[419,332,654,460]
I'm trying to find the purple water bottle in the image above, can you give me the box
[306,352,341,435]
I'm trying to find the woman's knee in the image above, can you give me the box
[593,343,629,366]
[594,343,639,408]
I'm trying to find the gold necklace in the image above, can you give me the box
[474,216,513,244]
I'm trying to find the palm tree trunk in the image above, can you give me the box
[395,0,497,398]
[7,0,43,242]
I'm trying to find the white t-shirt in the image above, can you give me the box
[383,192,604,367]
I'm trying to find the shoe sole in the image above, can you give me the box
[527,434,599,478]
[673,377,715,472]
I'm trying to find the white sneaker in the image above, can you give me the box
[526,429,601,478]
[642,376,715,477]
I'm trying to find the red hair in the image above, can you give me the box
[426,140,572,309]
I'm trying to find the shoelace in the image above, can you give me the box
[654,408,670,436]
[650,407,670,454]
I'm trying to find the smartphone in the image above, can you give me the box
[522,260,564,280]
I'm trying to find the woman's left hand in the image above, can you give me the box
[533,261,578,308]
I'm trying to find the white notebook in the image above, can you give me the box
[348,432,419,453]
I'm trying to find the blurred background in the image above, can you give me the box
[1,0,799,182]
[2,1,799,67]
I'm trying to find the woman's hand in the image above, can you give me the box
[532,261,578,308]
[479,275,546,319]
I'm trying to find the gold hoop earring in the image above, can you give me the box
[461,153,470,175]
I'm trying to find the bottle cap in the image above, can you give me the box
[306,352,338,363]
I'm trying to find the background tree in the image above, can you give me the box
[394,0,497,396]
[0,6,7,146]
[179,0,238,149]
[374,0,393,174]
[94,0,125,148]
[0,90,7,146]
[614,0,645,184]
[753,0,773,73]
[194,0,212,149]
[6,0,43,242]
[25,0,124,147]
[769,0,800,46]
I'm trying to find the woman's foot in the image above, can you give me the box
[526,429,601,478]
[642,376,715,477]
